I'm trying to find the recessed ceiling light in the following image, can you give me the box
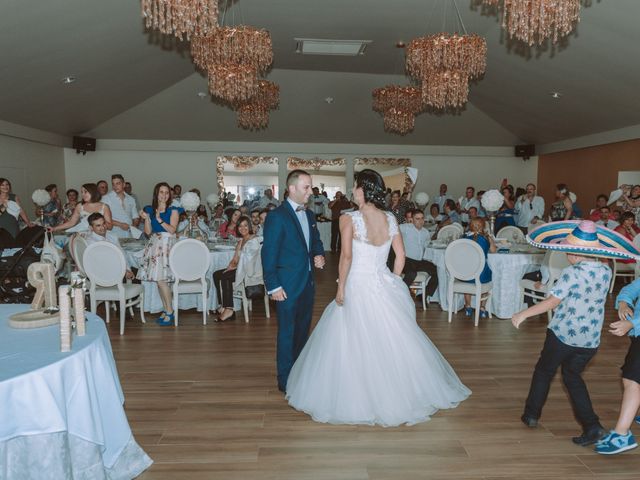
[196,92,208,99]
[324,97,334,104]
[61,76,76,85]
[550,91,563,99]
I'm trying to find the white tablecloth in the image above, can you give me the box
[317,222,331,251]
[424,247,544,319]
[124,244,236,313]
[0,304,152,479]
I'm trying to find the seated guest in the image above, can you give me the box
[213,216,261,321]
[218,208,242,239]
[62,188,79,222]
[459,186,480,225]
[257,188,280,209]
[96,180,109,197]
[465,206,480,231]
[0,177,33,240]
[433,183,453,214]
[102,174,139,238]
[476,190,487,217]
[589,194,610,222]
[615,212,640,265]
[173,184,182,201]
[52,183,112,233]
[495,185,516,232]
[440,199,461,226]
[425,203,442,225]
[596,206,619,229]
[515,183,545,232]
[250,209,262,235]
[196,205,209,224]
[404,209,414,224]
[550,183,573,221]
[39,183,62,228]
[84,212,133,279]
[400,210,438,301]
[463,217,497,318]
[389,190,407,225]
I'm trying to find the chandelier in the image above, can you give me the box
[141,0,219,40]
[235,80,280,130]
[422,69,470,109]
[480,0,581,46]
[372,85,423,135]
[207,63,259,102]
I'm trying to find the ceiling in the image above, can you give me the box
[2,0,639,146]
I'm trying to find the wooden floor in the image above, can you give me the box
[105,253,640,479]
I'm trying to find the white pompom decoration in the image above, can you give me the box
[206,193,219,206]
[568,192,577,203]
[32,189,50,206]
[180,192,200,211]
[414,192,429,206]
[481,189,504,212]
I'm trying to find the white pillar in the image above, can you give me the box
[277,156,288,200]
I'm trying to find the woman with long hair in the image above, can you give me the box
[218,207,242,239]
[549,183,574,221]
[51,183,112,232]
[285,169,470,426]
[0,178,33,239]
[137,182,180,325]
[495,185,516,231]
[463,217,497,318]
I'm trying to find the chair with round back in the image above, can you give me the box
[444,238,493,327]
[496,225,525,243]
[70,234,89,275]
[519,251,570,322]
[437,224,463,242]
[169,238,211,326]
[83,241,145,335]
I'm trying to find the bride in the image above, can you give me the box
[286,169,470,427]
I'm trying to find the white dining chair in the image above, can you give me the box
[83,241,145,335]
[233,283,271,323]
[444,239,493,327]
[496,226,526,243]
[70,234,89,274]
[519,251,570,321]
[169,238,210,326]
[437,224,463,242]
[408,272,431,311]
[609,259,636,293]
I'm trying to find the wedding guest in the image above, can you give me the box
[84,212,134,279]
[218,207,242,239]
[512,221,617,447]
[213,216,261,322]
[404,209,414,224]
[596,206,619,230]
[621,185,640,224]
[96,180,109,197]
[425,203,442,226]
[549,183,574,221]
[62,189,79,222]
[138,182,179,326]
[307,187,329,218]
[250,209,262,234]
[515,183,545,232]
[462,217,496,318]
[466,206,479,228]
[433,183,453,214]
[597,278,640,454]
[476,190,487,217]
[51,183,112,233]
[39,183,62,228]
[257,188,280,209]
[459,186,480,225]
[328,191,352,253]
[614,212,640,266]
[439,199,461,227]
[124,181,140,211]
[589,194,610,222]
[495,185,516,232]
[389,190,407,225]
[400,210,438,300]
[211,203,225,221]
[0,177,32,239]
[173,184,182,201]
[102,174,139,239]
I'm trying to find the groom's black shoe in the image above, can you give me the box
[277,384,286,394]
[521,414,538,428]
[572,427,606,446]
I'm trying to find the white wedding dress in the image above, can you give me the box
[286,210,471,427]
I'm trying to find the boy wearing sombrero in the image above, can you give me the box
[512,220,639,446]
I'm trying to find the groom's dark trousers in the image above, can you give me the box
[262,200,325,390]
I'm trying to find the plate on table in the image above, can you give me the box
[430,241,447,249]
[210,244,236,251]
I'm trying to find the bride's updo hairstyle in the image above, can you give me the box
[355,169,387,210]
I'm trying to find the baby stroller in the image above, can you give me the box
[0,227,45,304]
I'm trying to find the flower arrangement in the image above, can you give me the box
[481,189,504,212]
[180,192,200,212]
[414,192,429,207]
[205,193,219,207]
[32,189,50,207]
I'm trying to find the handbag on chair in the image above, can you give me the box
[244,284,265,300]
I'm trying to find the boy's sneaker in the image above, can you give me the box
[595,431,637,455]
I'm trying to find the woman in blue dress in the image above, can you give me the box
[495,185,516,233]
[138,182,180,326]
[463,217,497,319]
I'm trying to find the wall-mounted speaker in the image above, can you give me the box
[73,136,96,155]
[515,144,535,160]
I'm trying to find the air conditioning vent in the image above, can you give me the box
[294,38,371,56]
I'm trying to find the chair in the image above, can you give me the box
[70,234,89,274]
[444,239,493,327]
[83,242,145,335]
[408,272,431,311]
[609,259,636,293]
[519,251,570,321]
[233,283,271,323]
[168,238,210,326]
[496,226,526,243]
[437,224,463,242]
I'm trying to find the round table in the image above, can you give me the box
[0,304,152,479]
[423,246,544,319]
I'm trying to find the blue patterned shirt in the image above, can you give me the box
[548,261,611,348]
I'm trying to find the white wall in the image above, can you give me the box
[63,140,538,207]
[0,134,66,213]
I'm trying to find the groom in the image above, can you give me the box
[262,170,325,393]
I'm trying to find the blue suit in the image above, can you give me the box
[261,200,325,390]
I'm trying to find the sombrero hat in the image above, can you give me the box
[527,220,640,260]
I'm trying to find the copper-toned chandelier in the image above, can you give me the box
[235,80,280,130]
[480,0,581,46]
[372,85,423,135]
[141,0,219,40]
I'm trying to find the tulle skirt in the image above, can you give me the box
[286,269,471,427]
[136,233,176,282]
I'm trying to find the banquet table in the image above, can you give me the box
[123,240,236,313]
[317,221,331,251]
[423,245,545,319]
[0,304,152,479]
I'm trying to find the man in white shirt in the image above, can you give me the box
[399,210,438,300]
[515,183,545,232]
[102,174,140,239]
[459,186,480,224]
[307,187,329,218]
[124,181,140,211]
[257,189,280,209]
[85,212,134,279]
[433,183,453,214]
[595,206,619,230]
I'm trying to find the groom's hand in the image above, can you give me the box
[314,255,325,269]
[271,289,287,301]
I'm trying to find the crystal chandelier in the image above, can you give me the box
[480,0,581,46]
[207,63,259,102]
[237,105,269,130]
[141,0,219,40]
[235,80,280,130]
[372,86,423,135]
[422,69,470,109]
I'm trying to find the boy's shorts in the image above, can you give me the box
[622,336,640,384]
